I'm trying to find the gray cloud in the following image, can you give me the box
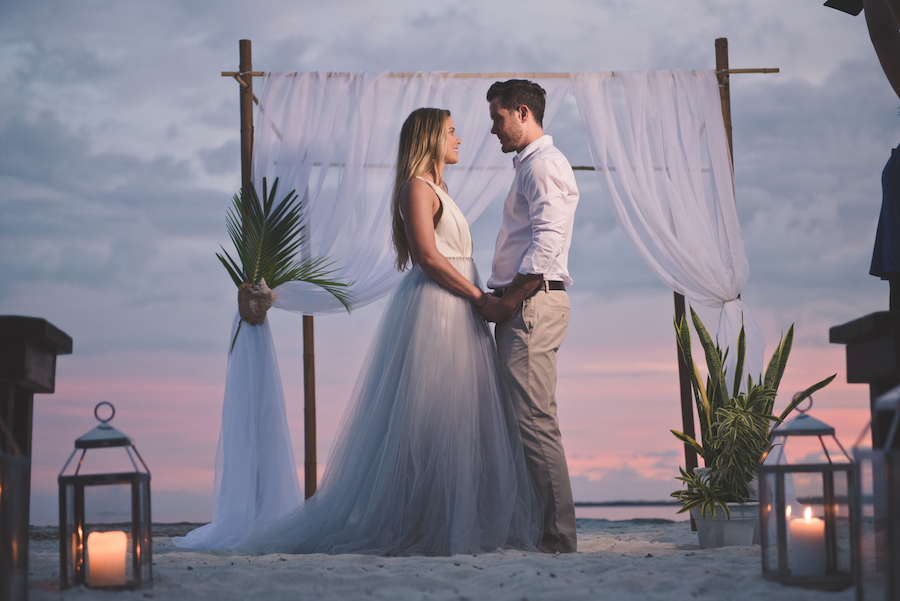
[0,109,239,353]
[199,138,240,176]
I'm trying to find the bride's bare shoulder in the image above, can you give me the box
[401,177,439,204]
[402,176,435,192]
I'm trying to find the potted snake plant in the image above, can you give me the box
[670,307,835,548]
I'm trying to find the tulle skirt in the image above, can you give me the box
[247,258,542,556]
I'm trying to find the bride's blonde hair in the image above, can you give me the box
[391,107,451,272]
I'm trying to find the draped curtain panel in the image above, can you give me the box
[177,70,762,550]
[174,315,303,549]
[571,70,764,382]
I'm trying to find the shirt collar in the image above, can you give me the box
[513,135,553,167]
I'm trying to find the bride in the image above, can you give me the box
[245,108,542,556]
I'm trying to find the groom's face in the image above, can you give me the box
[489,97,524,154]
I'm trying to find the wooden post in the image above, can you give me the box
[715,38,734,164]
[239,40,253,193]
[303,315,317,498]
[674,294,697,465]
[0,317,72,601]
[674,288,696,532]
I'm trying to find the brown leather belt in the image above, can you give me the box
[492,280,565,298]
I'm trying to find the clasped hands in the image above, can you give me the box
[475,292,512,323]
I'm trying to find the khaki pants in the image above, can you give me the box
[495,287,576,552]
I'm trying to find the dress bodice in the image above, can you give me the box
[416,177,473,259]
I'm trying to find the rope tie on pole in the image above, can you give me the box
[231,72,250,88]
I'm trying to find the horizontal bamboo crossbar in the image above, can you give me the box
[222,68,779,78]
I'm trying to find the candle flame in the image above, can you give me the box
[786,505,792,519]
[804,506,812,521]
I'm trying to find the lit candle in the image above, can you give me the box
[788,507,826,576]
[86,531,127,587]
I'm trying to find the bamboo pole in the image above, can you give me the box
[222,68,778,79]
[673,290,697,524]
[239,40,253,192]
[303,315,317,498]
[235,40,319,499]
[716,38,735,164]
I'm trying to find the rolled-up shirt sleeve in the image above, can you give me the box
[518,160,573,276]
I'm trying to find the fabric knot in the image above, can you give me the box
[238,279,277,325]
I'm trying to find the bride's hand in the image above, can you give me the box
[476,294,504,322]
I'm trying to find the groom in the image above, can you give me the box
[478,79,579,553]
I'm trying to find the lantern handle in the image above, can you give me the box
[94,401,115,424]
[792,392,813,414]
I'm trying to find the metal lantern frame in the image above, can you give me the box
[853,386,900,601]
[58,402,152,590]
[758,400,858,591]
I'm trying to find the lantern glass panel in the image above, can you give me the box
[60,483,78,586]
[760,470,779,574]
[82,483,135,585]
[84,484,132,523]
[855,448,889,601]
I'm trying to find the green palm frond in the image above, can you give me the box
[216,177,353,311]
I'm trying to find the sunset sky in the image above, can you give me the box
[1,0,892,525]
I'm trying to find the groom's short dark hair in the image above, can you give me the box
[486,79,547,127]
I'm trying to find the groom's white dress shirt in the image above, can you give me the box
[487,135,579,290]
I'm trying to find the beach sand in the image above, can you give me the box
[27,519,854,601]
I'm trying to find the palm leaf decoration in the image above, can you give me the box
[217,177,352,347]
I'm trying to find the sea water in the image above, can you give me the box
[574,504,687,521]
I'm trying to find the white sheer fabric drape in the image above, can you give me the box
[173,315,302,549]
[176,73,571,549]
[571,71,765,382]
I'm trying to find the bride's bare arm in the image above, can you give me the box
[400,178,487,306]
[865,0,900,98]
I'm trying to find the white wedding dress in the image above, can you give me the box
[247,178,542,556]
